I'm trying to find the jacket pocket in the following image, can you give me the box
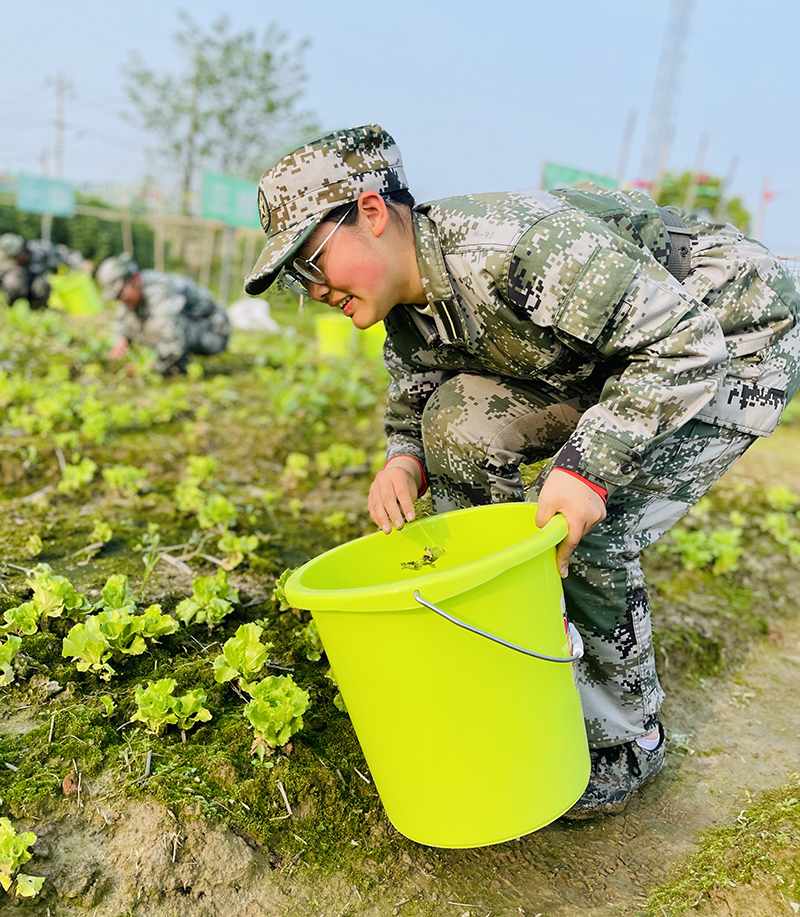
[554,247,639,345]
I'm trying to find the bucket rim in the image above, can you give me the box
[284,503,568,612]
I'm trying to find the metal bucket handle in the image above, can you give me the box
[413,590,584,664]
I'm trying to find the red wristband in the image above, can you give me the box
[384,455,428,498]
[554,468,608,502]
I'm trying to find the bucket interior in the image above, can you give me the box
[287,503,567,611]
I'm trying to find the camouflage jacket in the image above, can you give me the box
[383,188,800,493]
[115,270,229,374]
[0,240,85,278]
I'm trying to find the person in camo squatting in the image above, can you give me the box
[244,125,800,819]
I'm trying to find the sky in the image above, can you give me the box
[3,0,799,256]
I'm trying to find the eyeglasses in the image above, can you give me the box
[282,202,357,295]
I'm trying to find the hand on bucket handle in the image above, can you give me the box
[413,591,584,663]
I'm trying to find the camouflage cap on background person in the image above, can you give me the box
[244,124,408,296]
[96,253,138,301]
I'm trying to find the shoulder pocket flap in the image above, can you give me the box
[554,247,638,344]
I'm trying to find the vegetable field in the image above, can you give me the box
[1,298,799,917]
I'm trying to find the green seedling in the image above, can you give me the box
[0,817,44,898]
[131,677,212,739]
[315,442,367,476]
[400,544,446,570]
[0,635,22,686]
[272,568,298,611]
[298,619,324,662]
[216,532,259,570]
[25,534,42,558]
[176,569,240,628]
[196,493,238,530]
[89,519,113,545]
[2,603,39,638]
[57,457,98,494]
[243,675,310,760]
[27,564,92,622]
[101,463,148,495]
[61,603,178,680]
[213,622,272,688]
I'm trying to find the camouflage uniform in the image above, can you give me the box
[115,270,231,375]
[382,187,800,747]
[1,239,85,309]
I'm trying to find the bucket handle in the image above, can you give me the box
[413,590,584,663]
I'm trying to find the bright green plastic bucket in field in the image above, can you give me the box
[47,271,103,316]
[315,313,355,359]
[285,502,590,848]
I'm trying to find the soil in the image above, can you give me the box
[1,307,799,917]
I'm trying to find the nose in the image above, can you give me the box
[306,280,330,302]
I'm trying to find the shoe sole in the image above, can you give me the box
[560,763,665,821]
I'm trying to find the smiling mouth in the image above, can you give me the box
[338,296,354,315]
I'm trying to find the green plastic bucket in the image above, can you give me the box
[315,313,355,360]
[47,271,103,316]
[285,503,590,848]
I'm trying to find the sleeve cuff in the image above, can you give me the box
[553,468,608,502]
[384,454,428,498]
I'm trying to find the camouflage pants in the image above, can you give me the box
[1,267,50,309]
[421,373,758,747]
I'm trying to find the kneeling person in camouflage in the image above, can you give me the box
[96,254,231,375]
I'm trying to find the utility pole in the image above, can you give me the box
[49,73,74,178]
[639,0,694,190]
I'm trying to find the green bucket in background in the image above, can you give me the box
[315,313,356,360]
[285,502,590,848]
[47,271,103,316]
[360,322,386,361]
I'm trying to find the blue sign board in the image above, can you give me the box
[16,174,76,217]
[201,172,261,229]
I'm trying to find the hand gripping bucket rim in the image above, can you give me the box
[285,503,590,848]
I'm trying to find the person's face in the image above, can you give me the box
[291,192,420,330]
[119,272,143,309]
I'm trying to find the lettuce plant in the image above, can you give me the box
[2,603,39,637]
[213,623,272,689]
[243,675,310,759]
[25,534,42,558]
[0,636,22,686]
[176,569,240,628]
[216,532,259,570]
[196,493,238,530]
[57,457,98,494]
[61,604,178,680]
[0,818,44,898]
[95,574,137,613]
[298,619,323,662]
[27,564,92,622]
[101,464,148,496]
[131,677,212,738]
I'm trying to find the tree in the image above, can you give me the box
[656,171,751,233]
[123,12,317,214]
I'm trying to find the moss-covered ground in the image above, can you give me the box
[0,296,799,915]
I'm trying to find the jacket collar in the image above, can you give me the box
[410,211,468,345]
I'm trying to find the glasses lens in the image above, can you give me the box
[293,258,326,285]
[282,270,309,295]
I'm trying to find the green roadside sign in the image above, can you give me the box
[16,174,76,217]
[201,172,261,229]
[542,162,616,192]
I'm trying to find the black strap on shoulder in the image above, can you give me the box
[657,206,693,283]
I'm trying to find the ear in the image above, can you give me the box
[357,190,390,238]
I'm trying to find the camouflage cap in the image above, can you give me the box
[96,253,138,301]
[244,124,408,295]
[0,233,25,259]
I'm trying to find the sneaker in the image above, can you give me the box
[562,722,666,820]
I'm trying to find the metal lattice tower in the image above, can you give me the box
[639,0,694,183]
